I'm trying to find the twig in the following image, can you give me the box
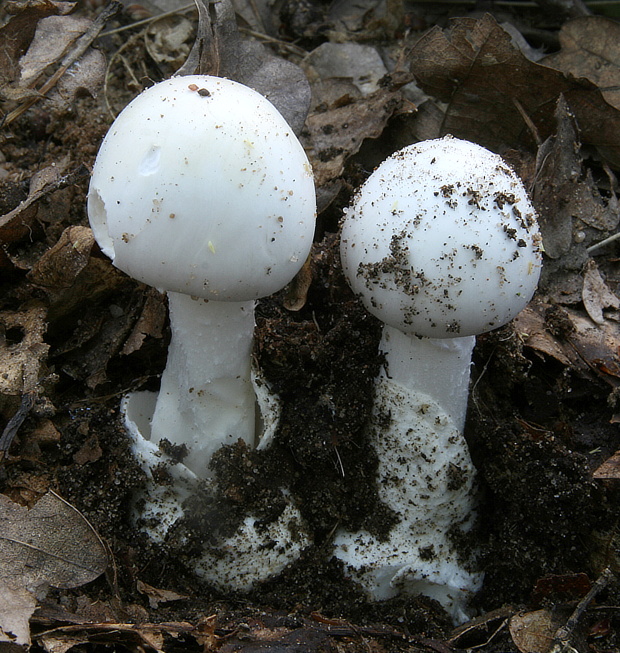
[549,567,614,653]
[3,1,122,127]
[0,392,36,460]
[98,2,196,36]
[587,231,620,254]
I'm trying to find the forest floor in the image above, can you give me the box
[1,1,620,652]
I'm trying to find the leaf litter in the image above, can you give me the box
[1,2,620,652]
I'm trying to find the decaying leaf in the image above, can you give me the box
[0,585,36,651]
[514,301,620,386]
[408,14,620,167]
[582,260,620,325]
[542,16,620,111]
[136,580,188,609]
[0,0,68,90]
[0,491,108,592]
[303,82,406,187]
[28,226,95,290]
[121,288,167,356]
[0,303,49,395]
[593,450,620,479]
[145,16,194,68]
[0,160,89,272]
[18,15,91,85]
[533,98,619,262]
[178,0,311,135]
[509,609,556,653]
[33,621,196,653]
[28,225,127,320]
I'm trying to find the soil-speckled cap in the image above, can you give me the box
[340,136,542,338]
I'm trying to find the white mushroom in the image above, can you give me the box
[87,75,316,588]
[335,136,542,622]
[88,75,316,476]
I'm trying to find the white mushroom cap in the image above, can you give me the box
[340,136,542,338]
[88,75,316,301]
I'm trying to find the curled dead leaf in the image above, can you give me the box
[0,491,108,592]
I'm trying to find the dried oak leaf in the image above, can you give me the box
[303,85,405,187]
[533,97,619,262]
[0,0,68,90]
[178,0,310,135]
[593,450,620,479]
[0,491,107,592]
[0,304,48,395]
[136,580,188,609]
[408,14,620,167]
[0,585,36,650]
[509,609,557,653]
[514,301,620,386]
[582,260,620,325]
[542,16,620,111]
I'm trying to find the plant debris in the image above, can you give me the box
[1,2,620,652]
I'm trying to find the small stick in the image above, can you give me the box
[549,567,614,653]
[3,1,122,127]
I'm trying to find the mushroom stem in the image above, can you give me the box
[150,292,256,477]
[379,326,475,432]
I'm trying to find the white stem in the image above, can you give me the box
[379,326,475,432]
[149,292,256,477]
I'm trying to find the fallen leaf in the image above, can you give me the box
[582,260,620,325]
[178,0,311,135]
[408,14,620,167]
[542,16,620,110]
[28,226,95,290]
[593,450,620,479]
[18,15,91,85]
[145,15,194,68]
[0,491,108,592]
[513,301,620,386]
[121,288,166,356]
[531,572,592,605]
[0,585,36,650]
[136,580,188,609]
[509,609,556,653]
[533,97,618,265]
[72,434,103,466]
[303,83,405,187]
[0,0,67,90]
[0,303,49,395]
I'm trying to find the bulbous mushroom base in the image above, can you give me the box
[332,377,483,624]
[121,377,310,591]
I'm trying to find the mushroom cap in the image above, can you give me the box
[340,136,542,338]
[88,76,316,301]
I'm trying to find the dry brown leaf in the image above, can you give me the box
[408,14,620,167]
[0,303,49,395]
[593,450,620,479]
[304,85,405,187]
[0,1,65,89]
[533,98,618,265]
[178,0,310,135]
[18,15,91,85]
[542,16,620,110]
[0,584,36,650]
[33,621,195,653]
[509,609,556,653]
[514,301,620,386]
[582,260,620,325]
[121,289,167,356]
[29,226,94,290]
[136,580,188,609]
[0,491,108,592]
[145,16,194,68]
